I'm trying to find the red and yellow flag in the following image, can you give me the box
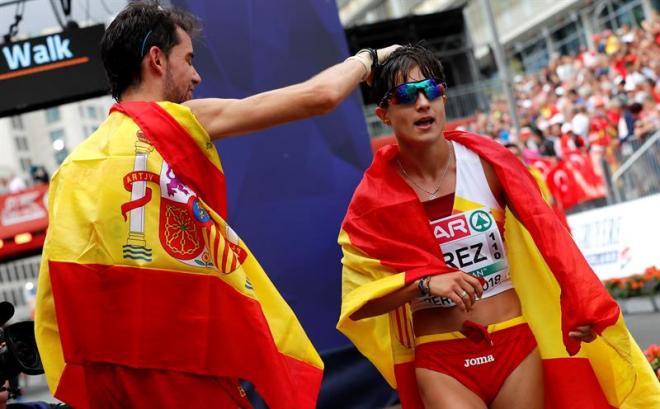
[35,101,323,409]
[338,131,660,408]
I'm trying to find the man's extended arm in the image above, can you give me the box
[184,46,398,140]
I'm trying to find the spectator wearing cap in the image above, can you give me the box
[557,122,587,158]
[571,105,590,141]
[546,113,564,153]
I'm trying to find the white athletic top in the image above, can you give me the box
[411,141,513,311]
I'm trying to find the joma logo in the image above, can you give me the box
[464,354,495,367]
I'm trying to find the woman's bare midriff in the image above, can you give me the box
[412,288,522,336]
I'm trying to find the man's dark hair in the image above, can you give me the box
[100,1,201,100]
[372,44,446,106]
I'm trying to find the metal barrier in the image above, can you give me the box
[0,255,40,321]
[611,130,660,203]
[444,78,502,120]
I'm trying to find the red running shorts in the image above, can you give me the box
[414,316,537,405]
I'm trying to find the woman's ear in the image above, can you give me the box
[375,106,391,126]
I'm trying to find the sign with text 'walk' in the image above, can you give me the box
[0,24,109,117]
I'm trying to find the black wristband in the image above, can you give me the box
[367,48,378,73]
[417,276,430,297]
[356,48,379,74]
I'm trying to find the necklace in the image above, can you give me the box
[397,140,453,200]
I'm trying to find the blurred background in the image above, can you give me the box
[0,0,658,407]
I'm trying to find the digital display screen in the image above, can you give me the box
[0,24,109,116]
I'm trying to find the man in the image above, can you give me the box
[35,2,397,408]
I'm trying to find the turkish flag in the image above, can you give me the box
[563,150,607,201]
[547,162,585,209]
[531,151,606,209]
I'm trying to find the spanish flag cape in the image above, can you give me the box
[35,101,323,409]
[337,130,660,409]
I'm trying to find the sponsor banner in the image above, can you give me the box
[0,184,48,239]
[0,184,49,260]
[567,193,660,280]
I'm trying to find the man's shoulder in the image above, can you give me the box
[158,101,212,144]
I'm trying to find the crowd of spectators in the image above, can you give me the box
[465,15,660,167]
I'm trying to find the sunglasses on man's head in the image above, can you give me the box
[379,78,446,107]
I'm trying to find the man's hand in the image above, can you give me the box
[364,44,401,85]
[569,325,597,343]
[376,44,401,64]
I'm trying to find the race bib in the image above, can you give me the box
[412,208,511,309]
[424,208,509,304]
[431,208,508,278]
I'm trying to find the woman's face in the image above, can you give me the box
[375,66,447,146]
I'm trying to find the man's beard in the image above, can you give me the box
[163,69,190,103]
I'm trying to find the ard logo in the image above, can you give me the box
[432,214,470,244]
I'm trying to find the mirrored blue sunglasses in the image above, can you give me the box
[379,78,446,107]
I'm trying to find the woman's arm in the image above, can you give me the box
[350,271,484,320]
[350,281,419,321]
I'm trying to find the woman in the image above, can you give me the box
[337,45,659,409]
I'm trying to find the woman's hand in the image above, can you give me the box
[427,272,483,312]
[568,325,597,343]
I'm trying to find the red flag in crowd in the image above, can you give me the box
[529,151,605,209]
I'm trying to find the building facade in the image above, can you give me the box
[0,96,113,187]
